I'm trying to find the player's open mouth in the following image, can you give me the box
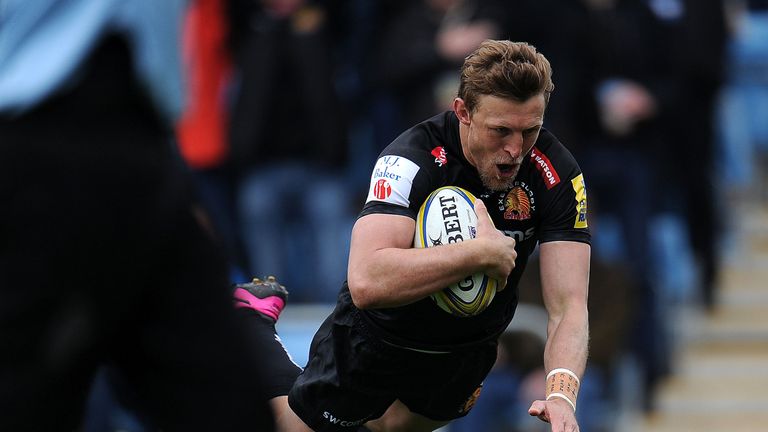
[497,164,517,176]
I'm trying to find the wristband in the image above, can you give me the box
[545,368,580,411]
[546,392,576,412]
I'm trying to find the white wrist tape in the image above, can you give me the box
[546,368,581,386]
[546,392,577,412]
[545,368,580,412]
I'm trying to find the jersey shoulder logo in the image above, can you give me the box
[365,156,421,207]
[431,146,447,166]
[530,147,561,189]
[571,174,588,229]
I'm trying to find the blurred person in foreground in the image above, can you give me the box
[236,40,591,432]
[0,1,274,430]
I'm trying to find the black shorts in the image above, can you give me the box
[238,310,303,399]
[287,301,498,431]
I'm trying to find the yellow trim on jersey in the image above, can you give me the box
[571,174,588,229]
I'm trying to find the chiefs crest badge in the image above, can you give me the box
[503,186,532,220]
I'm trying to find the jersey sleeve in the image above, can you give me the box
[535,142,591,245]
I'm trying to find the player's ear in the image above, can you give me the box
[453,98,471,125]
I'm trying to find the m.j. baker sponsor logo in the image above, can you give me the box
[365,156,420,207]
[530,147,560,189]
[373,179,392,199]
[373,163,404,181]
[431,146,447,166]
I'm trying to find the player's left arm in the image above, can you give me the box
[528,240,590,431]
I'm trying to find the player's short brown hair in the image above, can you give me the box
[458,40,554,112]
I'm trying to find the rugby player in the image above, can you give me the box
[239,40,590,432]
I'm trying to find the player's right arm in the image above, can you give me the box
[347,199,516,309]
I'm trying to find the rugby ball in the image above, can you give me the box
[414,186,497,317]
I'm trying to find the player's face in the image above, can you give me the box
[455,94,545,191]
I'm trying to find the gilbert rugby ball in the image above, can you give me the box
[414,186,497,317]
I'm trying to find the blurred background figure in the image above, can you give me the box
[228,0,354,303]
[559,0,671,406]
[176,0,252,280]
[719,0,768,203]
[0,1,275,430]
[649,0,728,313]
[506,0,727,410]
[449,326,549,432]
[369,0,507,144]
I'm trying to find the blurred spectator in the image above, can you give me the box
[177,0,252,277]
[649,0,727,311]
[0,1,274,430]
[227,0,353,302]
[718,0,768,197]
[525,0,727,406]
[494,0,588,149]
[450,328,547,432]
[371,0,507,137]
[541,0,671,406]
[331,0,406,193]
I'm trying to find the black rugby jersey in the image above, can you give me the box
[347,111,590,351]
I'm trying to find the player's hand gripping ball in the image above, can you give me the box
[414,186,497,317]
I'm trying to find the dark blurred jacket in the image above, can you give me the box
[227,0,347,170]
[372,0,507,127]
